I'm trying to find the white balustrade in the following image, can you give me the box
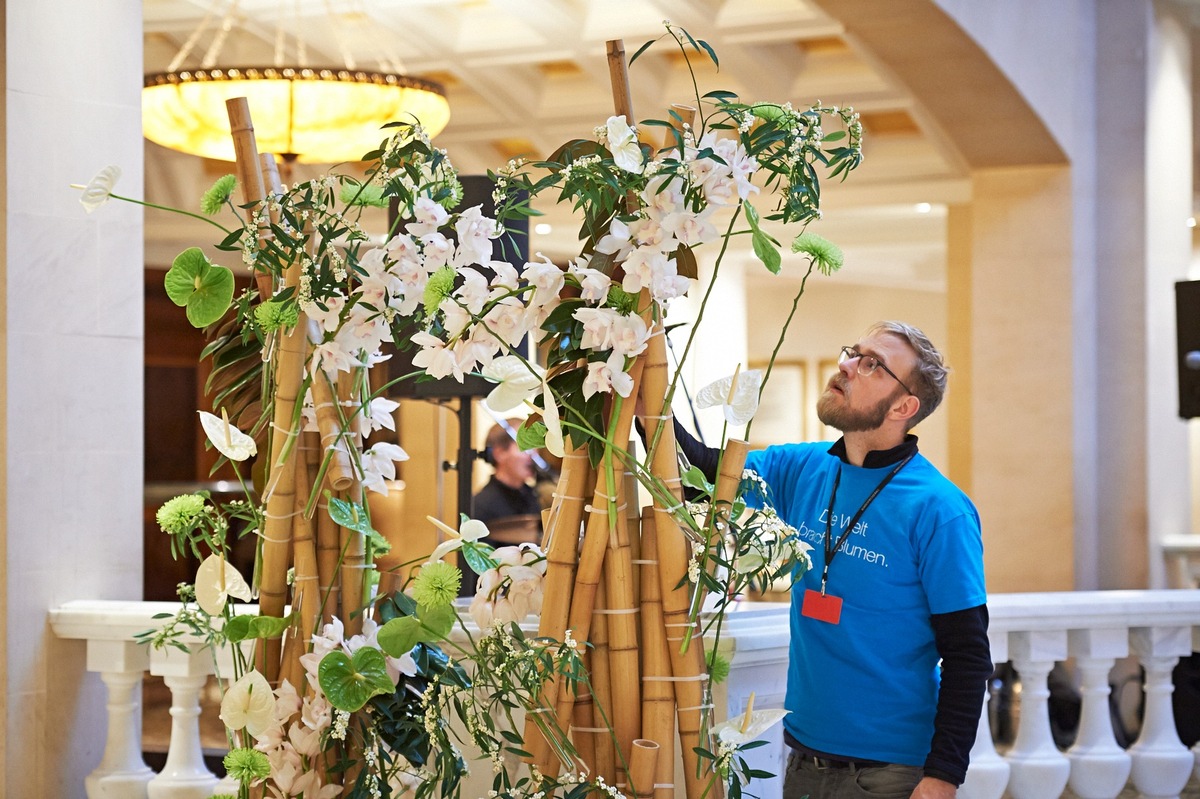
[50,591,1200,799]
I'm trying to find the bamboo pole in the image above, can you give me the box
[525,445,594,773]
[310,369,356,492]
[629,739,660,799]
[638,511,677,799]
[228,99,307,684]
[570,651,596,777]
[226,98,273,301]
[603,459,641,771]
[589,578,617,786]
[280,452,321,693]
[311,430,343,624]
[711,439,749,551]
[339,485,367,638]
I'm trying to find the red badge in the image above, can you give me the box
[801,589,843,625]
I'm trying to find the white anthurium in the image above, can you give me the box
[711,694,789,747]
[198,410,258,462]
[606,115,644,174]
[481,355,542,413]
[695,367,764,426]
[541,382,565,458]
[220,669,276,739]
[427,515,491,563]
[73,165,121,213]
[195,553,253,615]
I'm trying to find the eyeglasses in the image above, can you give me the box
[839,346,915,396]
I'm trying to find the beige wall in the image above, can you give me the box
[4,2,146,795]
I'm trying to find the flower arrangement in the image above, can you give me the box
[84,21,861,799]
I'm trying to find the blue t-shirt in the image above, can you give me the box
[745,442,985,767]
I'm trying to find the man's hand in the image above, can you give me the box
[911,776,956,799]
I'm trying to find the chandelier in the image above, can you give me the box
[142,3,451,164]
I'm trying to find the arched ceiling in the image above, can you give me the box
[140,0,1049,292]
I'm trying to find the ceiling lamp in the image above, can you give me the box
[142,4,450,164]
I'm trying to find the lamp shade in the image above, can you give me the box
[143,67,450,164]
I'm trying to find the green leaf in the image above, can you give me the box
[628,38,657,66]
[681,465,713,494]
[318,648,395,712]
[516,420,548,451]
[378,616,422,657]
[822,130,847,142]
[327,495,391,555]
[418,602,456,639]
[753,229,782,274]
[164,247,235,328]
[224,614,291,643]
[460,541,498,575]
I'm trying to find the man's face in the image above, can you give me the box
[494,441,535,483]
[816,332,916,433]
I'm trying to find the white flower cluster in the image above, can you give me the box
[469,542,547,629]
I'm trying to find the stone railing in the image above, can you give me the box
[50,591,1200,799]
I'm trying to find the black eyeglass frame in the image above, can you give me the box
[839,346,915,396]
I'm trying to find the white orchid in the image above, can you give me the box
[197,410,257,462]
[360,442,409,495]
[481,355,542,412]
[696,367,764,425]
[583,351,634,399]
[74,165,121,213]
[427,515,491,563]
[220,670,276,739]
[194,553,252,615]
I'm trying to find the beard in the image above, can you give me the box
[816,378,901,433]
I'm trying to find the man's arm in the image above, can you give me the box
[923,603,992,786]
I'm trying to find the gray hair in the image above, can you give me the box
[867,321,948,430]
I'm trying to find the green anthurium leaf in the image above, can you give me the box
[378,615,422,658]
[318,648,395,713]
[516,420,547,451]
[328,495,371,534]
[224,614,292,643]
[418,602,457,639]
[165,247,235,327]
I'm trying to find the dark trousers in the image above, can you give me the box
[782,751,923,799]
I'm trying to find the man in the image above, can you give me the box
[677,321,990,797]
[472,422,543,543]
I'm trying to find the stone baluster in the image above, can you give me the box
[84,640,156,799]
[1128,626,1194,799]
[1193,629,1200,783]
[1006,630,1070,799]
[1065,628,1131,799]
[960,627,1009,799]
[146,646,218,799]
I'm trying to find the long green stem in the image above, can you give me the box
[106,191,235,234]
[743,258,815,443]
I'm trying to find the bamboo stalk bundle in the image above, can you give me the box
[367,486,407,598]
[603,463,641,770]
[309,370,355,492]
[629,740,660,799]
[227,99,308,684]
[525,444,594,773]
[637,511,677,799]
[225,98,273,301]
[569,650,596,777]
[624,468,641,607]
[589,578,617,786]
[551,358,645,737]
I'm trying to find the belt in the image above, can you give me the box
[790,750,889,771]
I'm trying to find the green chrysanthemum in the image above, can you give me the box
[339,181,389,208]
[434,174,464,210]
[423,265,457,317]
[412,560,462,608]
[223,747,271,783]
[253,300,299,333]
[707,651,731,685]
[200,175,237,216]
[791,232,844,275]
[156,494,206,535]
